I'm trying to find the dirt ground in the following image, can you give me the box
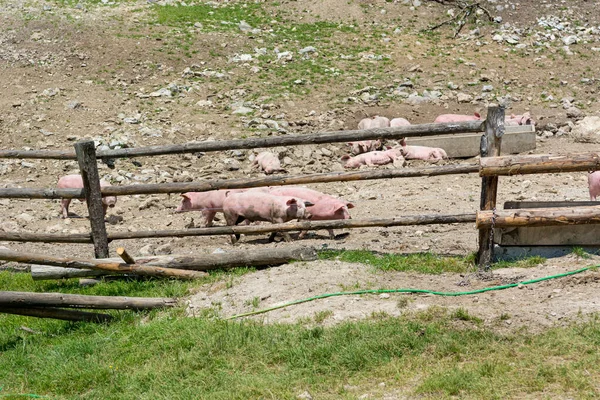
[1,0,600,330]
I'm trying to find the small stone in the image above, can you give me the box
[482,85,493,92]
[138,244,156,256]
[562,35,579,46]
[238,20,252,32]
[299,46,317,54]
[297,391,313,400]
[232,106,254,115]
[65,100,82,109]
[457,93,473,103]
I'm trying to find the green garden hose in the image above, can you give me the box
[226,265,596,320]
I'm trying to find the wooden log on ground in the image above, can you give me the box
[477,106,505,269]
[480,152,600,176]
[31,246,319,280]
[0,248,206,279]
[504,201,600,209]
[0,306,112,322]
[477,206,600,228]
[0,291,177,310]
[0,121,484,160]
[75,140,109,259]
[0,163,479,199]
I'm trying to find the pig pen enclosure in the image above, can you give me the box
[1,105,600,321]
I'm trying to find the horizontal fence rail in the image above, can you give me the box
[0,164,480,199]
[0,121,485,160]
[0,214,477,243]
[476,206,600,228]
[480,152,600,176]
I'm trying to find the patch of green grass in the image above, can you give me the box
[319,250,475,274]
[1,307,600,398]
[451,307,483,324]
[154,3,267,30]
[492,256,546,270]
[320,250,547,274]
[572,247,592,259]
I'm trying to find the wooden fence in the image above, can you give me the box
[1,105,597,270]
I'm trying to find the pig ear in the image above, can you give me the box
[304,201,314,207]
[347,142,353,146]
[399,138,406,146]
[286,198,298,205]
[180,193,191,200]
[341,155,350,161]
[346,202,355,209]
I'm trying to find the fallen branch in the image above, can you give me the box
[424,2,493,37]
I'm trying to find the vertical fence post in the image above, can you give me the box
[74,140,109,259]
[477,106,505,269]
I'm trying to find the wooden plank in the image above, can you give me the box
[0,163,480,199]
[504,201,600,209]
[477,106,505,268]
[405,127,535,159]
[74,140,109,259]
[0,121,484,160]
[480,152,600,176]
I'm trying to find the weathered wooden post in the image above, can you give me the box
[74,140,110,259]
[477,106,505,269]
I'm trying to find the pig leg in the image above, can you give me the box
[60,198,71,219]
[327,229,336,239]
[202,209,217,227]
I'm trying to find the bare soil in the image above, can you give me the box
[1,0,600,330]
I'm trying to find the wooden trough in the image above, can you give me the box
[406,124,535,158]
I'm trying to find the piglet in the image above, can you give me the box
[347,140,382,155]
[341,148,404,169]
[253,151,286,174]
[505,112,534,126]
[434,113,481,123]
[57,174,117,219]
[268,186,354,238]
[398,138,447,161]
[357,116,390,130]
[223,192,313,243]
[588,171,600,200]
[176,189,245,227]
[390,117,411,127]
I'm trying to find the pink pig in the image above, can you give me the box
[357,116,390,130]
[588,172,600,200]
[57,174,117,219]
[347,140,382,155]
[341,148,404,169]
[434,113,481,123]
[398,138,447,161]
[267,186,354,238]
[350,116,389,155]
[253,151,286,174]
[390,117,411,127]
[223,192,313,243]
[176,189,245,227]
[505,112,534,126]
